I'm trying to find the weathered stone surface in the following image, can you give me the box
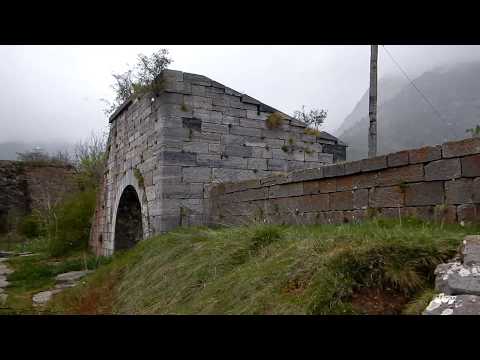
[445,179,473,205]
[463,235,480,266]
[387,150,409,168]
[269,183,303,198]
[442,137,480,158]
[461,154,480,177]
[288,168,323,183]
[361,155,387,172]
[0,277,9,288]
[336,176,355,191]
[297,194,330,212]
[344,160,362,175]
[330,191,353,211]
[353,189,369,210]
[55,270,92,285]
[423,294,480,315]
[32,289,62,306]
[370,186,404,208]
[375,164,424,186]
[434,262,480,296]
[323,163,345,178]
[409,145,442,164]
[183,167,212,182]
[405,182,444,206]
[424,158,461,181]
[457,204,480,224]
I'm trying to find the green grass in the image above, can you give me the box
[46,218,480,315]
[0,250,111,315]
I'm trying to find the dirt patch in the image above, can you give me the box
[350,287,410,315]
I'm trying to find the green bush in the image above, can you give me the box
[18,214,45,239]
[48,188,97,257]
[249,224,283,251]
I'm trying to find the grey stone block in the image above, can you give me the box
[202,122,228,134]
[183,167,212,182]
[230,126,262,137]
[424,158,461,181]
[224,145,252,158]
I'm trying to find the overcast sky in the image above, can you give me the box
[2,45,480,145]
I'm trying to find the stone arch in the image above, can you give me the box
[113,185,143,251]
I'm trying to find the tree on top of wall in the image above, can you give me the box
[293,106,327,136]
[101,49,173,116]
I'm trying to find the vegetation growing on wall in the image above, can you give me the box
[101,49,173,116]
[293,105,327,137]
[265,112,284,130]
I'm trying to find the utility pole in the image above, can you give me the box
[368,45,378,158]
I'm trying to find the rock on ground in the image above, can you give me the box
[423,293,480,315]
[32,290,63,307]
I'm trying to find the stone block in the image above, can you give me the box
[182,167,212,182]
[252,147,273,159]
[287,161,307,172]
[318,153,334,164]
[237,188,268,202]
[161,183,204,199]
[224,179,261,193]
[463,235,480,266]
[222,116,240,126]
[445,179,473,205]
[423,294,480,315]
[461,154,480,177]
[272,148,289,160]
[336,175,355,191]
[330,191,353,211]
[298,194,330,212]
[267,159,287,172]
[370,186,404,208]
[353,189,369,209]
[352,172,377,189]
[269,183,303,198]
[409,145,442,164]
[288,168,324,183]
[434,205,457,224]
[387,150,410,167]
[247,158,267,170]
[239,118,266,129]
[457,204,480,224]
[158,151,197,166]
[212,168,256,182]
[376,164,424,186]
[323,163,345,177]
[201,122,228,134]
[224,145,252,158]
[424,158,461,181]
[220,156,248,169]
[344,160,362,175]
[361,155,387,172]
[405,182,444,206]
[183,142,209,154]
[191,84,206,96]
[442,137,480,158]
[230,126,262,137]
[474,178,480,203]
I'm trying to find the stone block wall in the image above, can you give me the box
[0,161,77,234]
[208,138,480,227]
[91,69,346,255]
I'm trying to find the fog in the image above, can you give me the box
[2,45,480,146]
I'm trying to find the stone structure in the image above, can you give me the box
[209,137,480,227]
[0,161,77,235]
[90,69,346,256]
[423,235,480,315]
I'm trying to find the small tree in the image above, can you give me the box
[466,125,480,138]
[293,106,327,131]
[73,131,107,190]
[101,49,173,116]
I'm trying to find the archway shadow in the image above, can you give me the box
[114,185,143,251]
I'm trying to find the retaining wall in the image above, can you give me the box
[208,138,480,226]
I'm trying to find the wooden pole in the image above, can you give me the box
[368,45,378,158]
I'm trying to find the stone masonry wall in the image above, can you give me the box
[208,137,480,227]
[91,69,346,256]
[0,161,77,234]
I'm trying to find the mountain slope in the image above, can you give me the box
[337,62,480,160]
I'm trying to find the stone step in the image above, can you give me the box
[32,289,63,306]
[55,270,91,285]
[435,262,480,296]
[423,293,480,315]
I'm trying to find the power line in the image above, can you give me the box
[381,45,447,123]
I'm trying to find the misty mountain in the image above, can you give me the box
[336,62,480,161]
[0,141,75,160]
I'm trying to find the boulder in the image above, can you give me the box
[463,235,480,266]
[434,262,480,296]
[32,289,62,306]
[423,293,480,315]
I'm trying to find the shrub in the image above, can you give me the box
[249,224,283,251]
[48,188,97,257]
[266,112,284,130]
[17,214,45,239]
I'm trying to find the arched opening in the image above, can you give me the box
[114,185,143,251]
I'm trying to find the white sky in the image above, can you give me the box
[2,45,480,144]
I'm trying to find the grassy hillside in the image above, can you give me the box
[46,219,480,315]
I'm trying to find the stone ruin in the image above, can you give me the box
[90,69,346,256]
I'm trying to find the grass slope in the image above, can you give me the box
[48,219,480,315]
